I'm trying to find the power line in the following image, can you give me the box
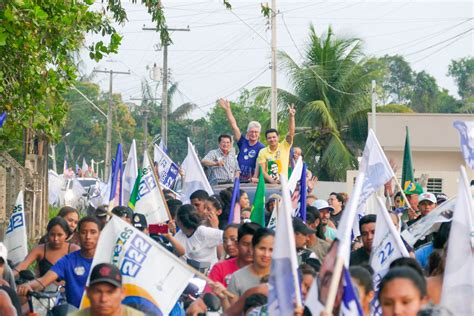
[411,31,472,64]
[404,27,472,57]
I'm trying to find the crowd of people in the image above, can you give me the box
[0,100,462,316]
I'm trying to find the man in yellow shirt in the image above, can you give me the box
[252,105,295,184]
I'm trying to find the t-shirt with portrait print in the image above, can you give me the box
[257,139,292,181]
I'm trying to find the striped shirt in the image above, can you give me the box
[203,148,240,184]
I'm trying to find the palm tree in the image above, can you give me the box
[254,25,396,181]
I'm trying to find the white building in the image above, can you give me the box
[346,113,474,197]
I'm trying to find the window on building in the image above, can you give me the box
[427,178,443,193]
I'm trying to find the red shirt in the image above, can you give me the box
[204,257,240,293]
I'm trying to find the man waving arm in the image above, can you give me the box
[219,98,242,142]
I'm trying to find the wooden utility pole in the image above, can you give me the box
[93,69,130,179]
[142,26,190,148]
[270,0,278,128]
[130,97,161,150]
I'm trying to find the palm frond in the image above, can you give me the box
[170,102,196,120]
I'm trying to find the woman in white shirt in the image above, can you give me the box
[174,204,223,266]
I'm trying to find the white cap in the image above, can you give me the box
[311,199,334,212]
[419,192,437,204]
[0,242,7,263]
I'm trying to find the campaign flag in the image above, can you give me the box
[133,152,170,224]
[370,197,410,315]
[153,143,179,189]
[401,126,414,190]
[441,166,474,315]
[268,175,302,315]
[340,267,363,316]
[122,140,138,205]
[108,144,123,208]
[453,120,474,170]
[288,156,303,194]
[180,138,213,203]
[4,191,28,264]
[62,156,68,175]
[159,137,167,153]
[401,196,456,247]
[295,163,307,221]
[0,112,7,128]
[81,216,194,315]
[75,163,80,174]
[250,165,266,227]
[305,277,324,315]
[227,177,241,224]
[128,168,143,210]
[267,207,277,230]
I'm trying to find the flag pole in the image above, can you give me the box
[147,151,173,221]
[324,255,345,313]
[391,175,415,213]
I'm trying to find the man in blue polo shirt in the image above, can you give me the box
[17,216,101,308]
[219,98,265,183]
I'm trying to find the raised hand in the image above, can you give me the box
[218,98,231,111]
[288,103,296,116]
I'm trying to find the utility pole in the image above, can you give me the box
[371,80,377,135]
[142,26,190,148]
[270,0,278,129]
[93,69,130,179]
[130,97,161,150]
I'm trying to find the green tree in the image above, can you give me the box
[253,26,375,181]
[377,55,414,105]
[410,71,439,113]
[448,57,474,100]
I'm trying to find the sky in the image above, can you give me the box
[81,1,473,118]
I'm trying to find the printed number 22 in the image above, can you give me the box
[378,242,394,265]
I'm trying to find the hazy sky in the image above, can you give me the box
[82,1,473,118]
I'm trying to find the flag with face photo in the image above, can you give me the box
[268,175,302,315]
[122,140,138,206]
[370,196,410,315]
[441,166,474,315]
[153,143,180,189]
[3,191,28,264]
[81,216,194,315]
[453,120,474,170]
[109,144,123,208]
[352,129,395,237]
[180,138,213,203]
[133,152,170,224]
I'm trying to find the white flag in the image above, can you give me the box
[180,138,213,203]
[441,166,474,315]
[337,129,390,264]
[305,277,324,315]
[353,129,395,237]
[370,197,409,315]
[268,175,302,315]
[81,216,194,315]
[288,156,303,194]
[122,140,138,205]
[154,143,180,189]
[4,191,28,264]
[82,157,88,173]
[134,151,170,224]
[453,120,474,170]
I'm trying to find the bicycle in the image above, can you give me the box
[26,285,76,316]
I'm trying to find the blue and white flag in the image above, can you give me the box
[453,120,474,170]
[133,151,170,224]
[353,129,394,237]
[0,112,7,128]
[268,174,302,315]
[122,140,138,205]
[81,216,194,315]
[340,267,363,316]
[4,191,28,265]
[441,166,474,315]
[370,196,410,315]
[154,143,179,189]
[228,177,241,224]
[180,138,213,203]
[295,163,307,222]
[159,137,168,154]
[109,144,123,208]
[82,157,89,173]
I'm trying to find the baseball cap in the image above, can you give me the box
[435,193,448,205]
[419,192,436,204]
[292,217,315,235]
[89,263,122,288]
[132,213,148,230]
[403,181,424,195]
[311,199,334,212]
[0,242,7,263]
[111,206,133,219]
[94,206,108,218]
